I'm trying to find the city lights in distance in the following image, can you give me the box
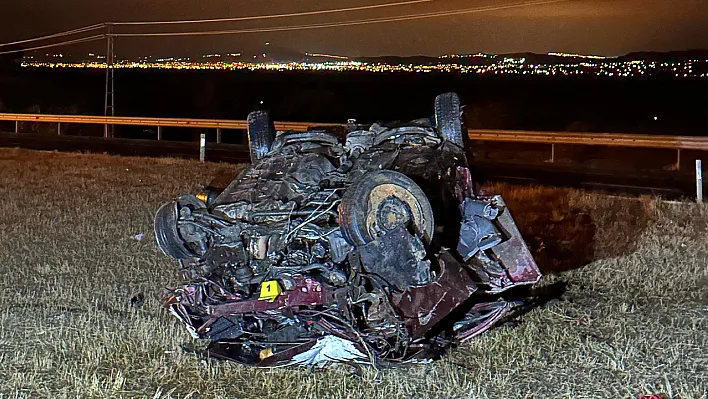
[20,53,708,79]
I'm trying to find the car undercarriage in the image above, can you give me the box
[154,92,542,368]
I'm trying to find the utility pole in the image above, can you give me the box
[104,23,115,138]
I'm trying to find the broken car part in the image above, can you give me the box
[155,92,542,368]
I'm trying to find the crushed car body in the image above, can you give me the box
[154,92,542,368]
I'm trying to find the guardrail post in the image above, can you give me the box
[104,124,109,138]
[676,149,681,171]
[550,143,555,163]
[15,120,19,133]
[697,160,703,202]
[216,128,222,144]
[157,126,162,141]
[200,133,206,162]
[57,122,61,136]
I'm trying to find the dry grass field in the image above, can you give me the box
[0,147,706,399]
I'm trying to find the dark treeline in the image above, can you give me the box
[1,67,707,140]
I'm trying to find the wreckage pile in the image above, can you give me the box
[154,93,541,367]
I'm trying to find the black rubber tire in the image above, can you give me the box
[247,110,275,163]
[434,92,465,148]
[339,170,434,247]
[154,203,194,260]
[154,195,206,260]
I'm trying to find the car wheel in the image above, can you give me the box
[434,92,465,148]
[154,195,206,260]
[339,170,435,247]
[247,110,275,163]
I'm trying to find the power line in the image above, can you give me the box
[0,0,569,55]
[112,0,569,38]
[0,35,106,55]
[0,24,105,48]
[114,0,435,26]
[0,0,431,48]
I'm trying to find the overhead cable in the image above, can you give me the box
[0,24,105,48]
[111,0,568,38]
[0,0,433,47]
[114,0,435,26]
[0,35,106,55]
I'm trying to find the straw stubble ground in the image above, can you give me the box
[0,147,705,399]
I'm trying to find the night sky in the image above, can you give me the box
[1,0,707,57]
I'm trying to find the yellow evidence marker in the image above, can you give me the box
[259,348,274,360]
[259,280,282,302]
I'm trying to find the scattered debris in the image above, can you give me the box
[154,92,542,368]
[129,293,144,308]
[133,233,145,241]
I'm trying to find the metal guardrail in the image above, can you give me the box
[0,113,342,142]
[1,113,706,151]
[1,112,705,198]
[466,129,708,170]
[467,129,708,151]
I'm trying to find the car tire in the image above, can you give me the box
[339,170,435,247]
[154,195,206,260]
[247,110,275,163]
[434,92,465,148]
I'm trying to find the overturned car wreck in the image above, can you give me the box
[154,93,541,368]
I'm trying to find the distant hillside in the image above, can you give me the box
[353,50,708,66]
[0,46,24,73]
[26,47,708,65]
[353,55,440,65]
[618,50,708,62]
